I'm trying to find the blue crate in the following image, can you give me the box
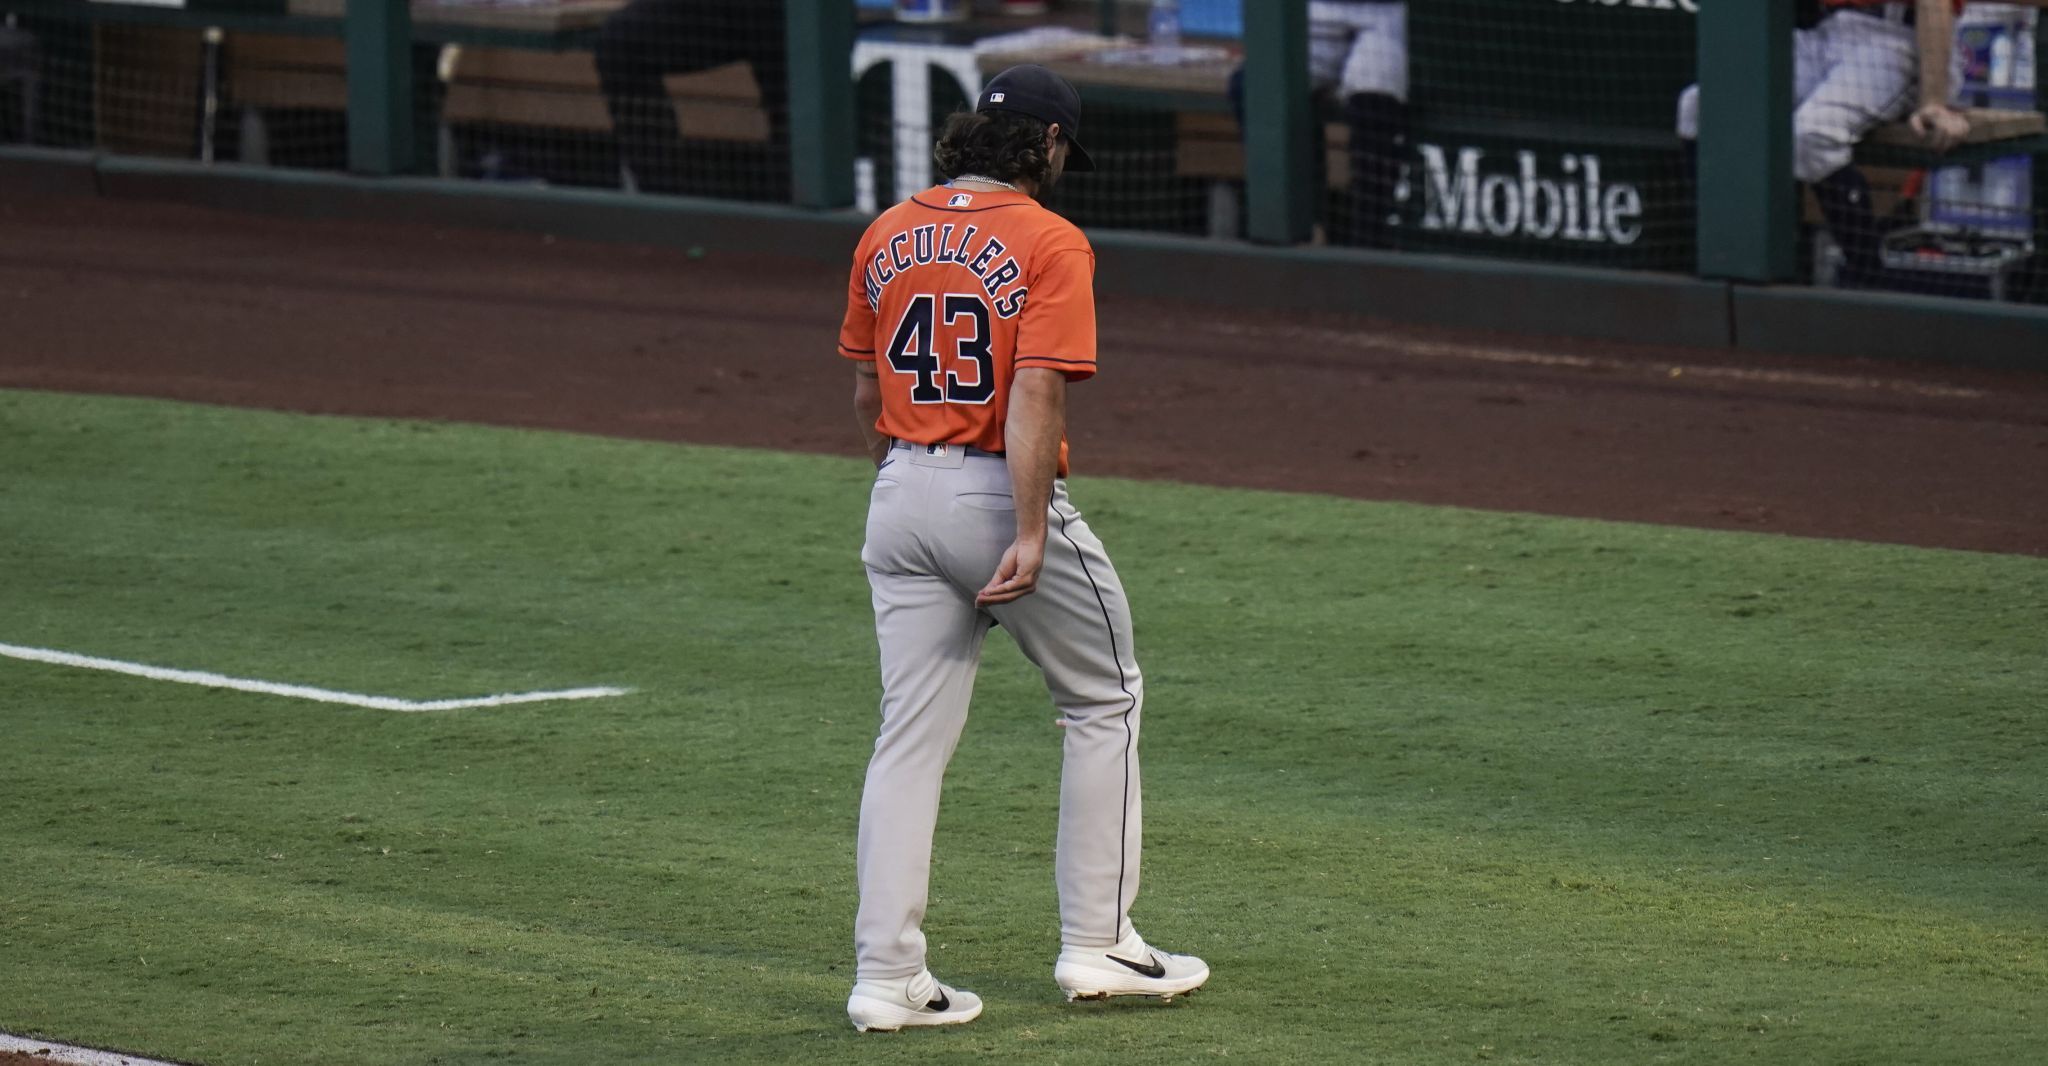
[1928,86,2035,235]
[1929,157,2033,235]
[1180,0,1243,39]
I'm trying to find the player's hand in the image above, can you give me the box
[976,537,1046,607]
[1909,104,1970,153]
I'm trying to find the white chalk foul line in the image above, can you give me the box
[0,642,630,712]
[0,1031,185,1066]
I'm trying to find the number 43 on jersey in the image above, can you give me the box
[886,293,995,405]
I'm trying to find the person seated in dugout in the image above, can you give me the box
[1677,0,1973,287]
[593,0,789,197]
[1229,1,1408,248]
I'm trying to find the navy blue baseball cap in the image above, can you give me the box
[976,64,1096,171]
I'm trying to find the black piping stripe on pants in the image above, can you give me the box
[1052,498,1139,941]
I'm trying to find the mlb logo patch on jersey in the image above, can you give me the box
[948,193,973,207]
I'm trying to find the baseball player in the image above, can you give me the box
[1677,0,1970,285]
[836,64,1208,1032]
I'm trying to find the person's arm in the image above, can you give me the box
[852,362,888,467]
[1910,0,1969,151]
[839,227,885,465]
[976,367,1065,607]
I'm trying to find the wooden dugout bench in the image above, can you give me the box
[434,47,770,183]
[1859,107,2048,168]
[212,32,773,181]
[11,0,771,179]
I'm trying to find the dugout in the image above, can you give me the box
[1,0,2045,361]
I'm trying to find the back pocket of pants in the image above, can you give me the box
[954,492,1015,512]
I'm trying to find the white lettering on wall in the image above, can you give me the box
[1415,145,1646,246]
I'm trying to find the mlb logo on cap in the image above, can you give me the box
[989,92,1005,103]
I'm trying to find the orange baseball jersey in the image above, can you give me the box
[838,185,1097,473]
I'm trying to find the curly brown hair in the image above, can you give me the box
[932,110,1053,187]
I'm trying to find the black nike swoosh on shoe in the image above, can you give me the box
[926,990,950,1012]
[1107,953,1166,979]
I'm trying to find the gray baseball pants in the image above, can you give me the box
[854,443,1143,982]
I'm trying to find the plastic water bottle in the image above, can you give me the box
[1988,26,2015,88]
[1148,0,1181,51]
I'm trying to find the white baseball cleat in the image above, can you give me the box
[846,968,984,1032]
[1054,930,1210,1002]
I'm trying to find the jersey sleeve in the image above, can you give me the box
[1013,246,1097,381]
[838,244,878,362]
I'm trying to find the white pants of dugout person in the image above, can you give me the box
[1676,7,1956,183]
[854,442,1144,981]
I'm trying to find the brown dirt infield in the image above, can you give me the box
[3,184,2044,556]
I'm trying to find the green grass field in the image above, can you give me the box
[1,388,2042,1066]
